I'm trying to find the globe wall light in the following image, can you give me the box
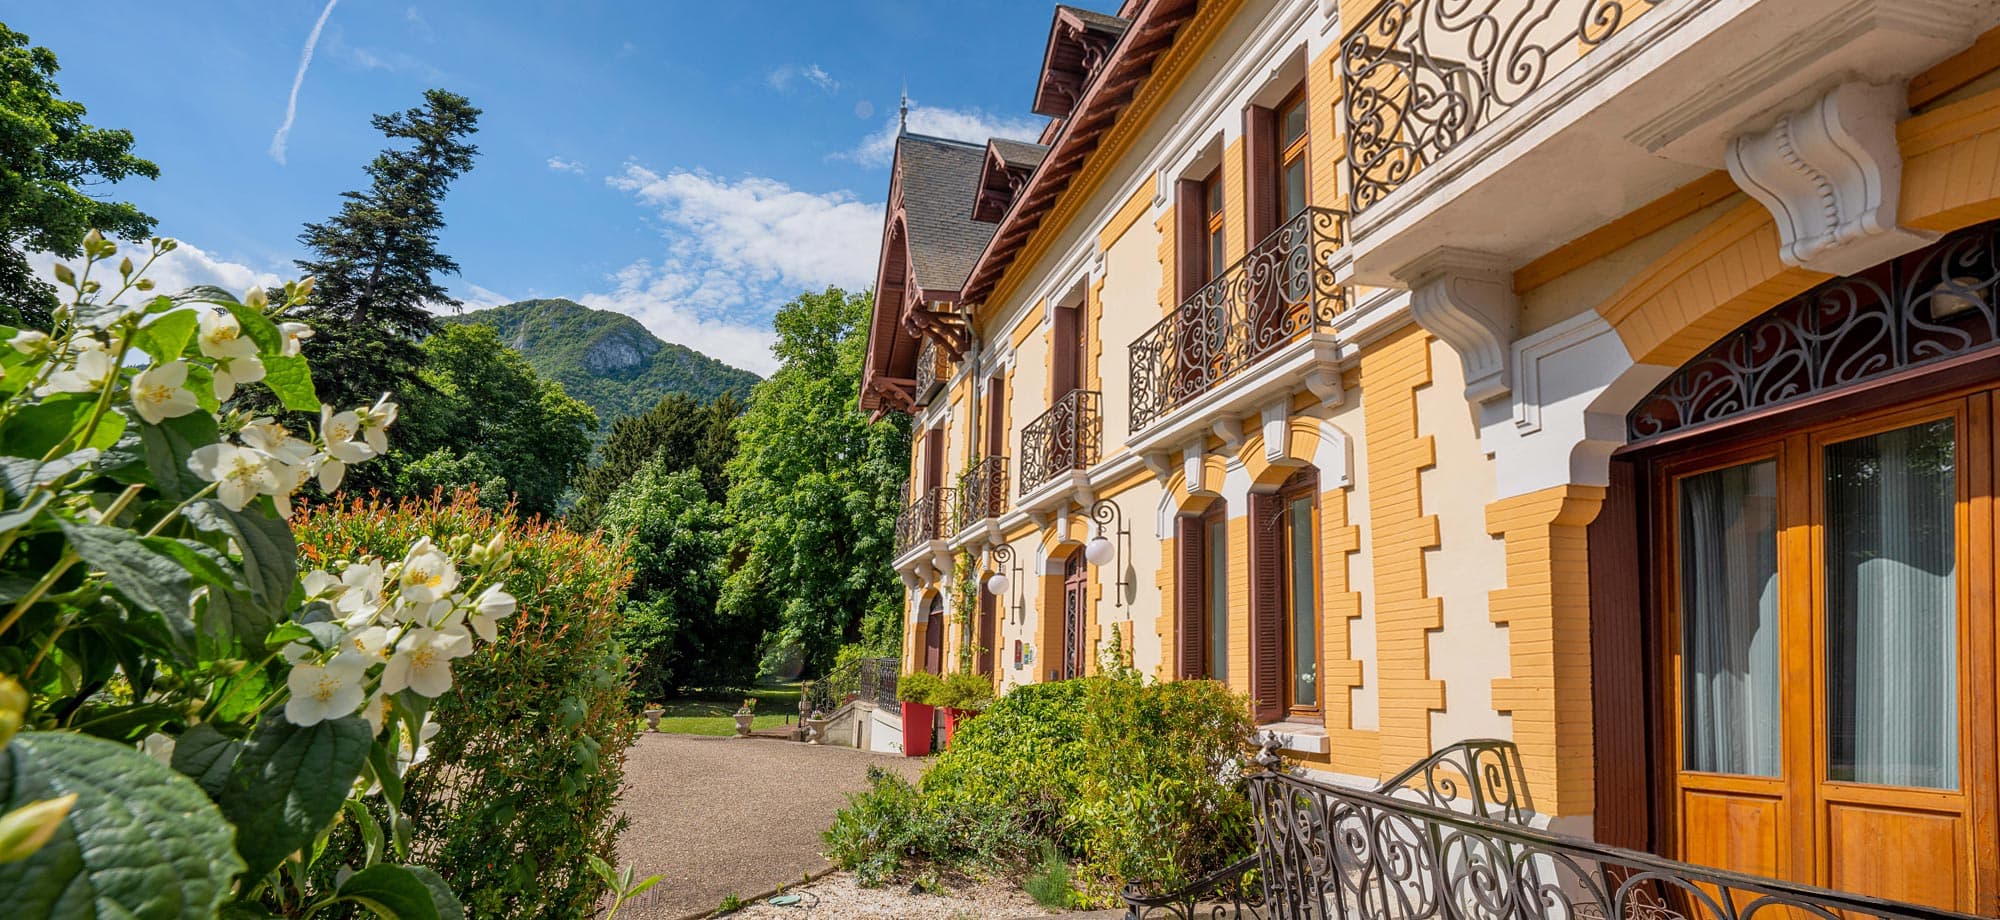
[1085,498,1129,609]
[987,542,1024,622]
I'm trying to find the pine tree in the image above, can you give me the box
[568,391,741,530]
[294,89,481,411]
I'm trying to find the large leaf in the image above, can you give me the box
[58,520,198,656]
[334,864,464,920]
[216,714,371,881]
[259,354,320,412]
[169,724,244,798]
[138,413,219,501]
[0,731,243,919]
[133,309,199,363]
[0,395,94,460]
[224,304,282,355]
[182,499,296,643]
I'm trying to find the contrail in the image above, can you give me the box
[269,0,341,165]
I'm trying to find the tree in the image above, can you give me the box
[721,287,911,676]
[394,323,597,518]
[569,391,739,530]
[294,89,480,411]
[603,462,753,698]
[0,22,160,328]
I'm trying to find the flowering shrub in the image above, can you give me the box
[0,234,511,917]
[295,490,635,918]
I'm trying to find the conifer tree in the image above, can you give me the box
[569,391,740,530]
[294,89,481,410]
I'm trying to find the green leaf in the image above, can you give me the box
[134,309,199,363]
[0,730,243,918]
[335,864,464,920]
[58,520,198,654]
[225,303,283,355]
[0,395,94,459]
[217,714,371,882]
[0,449,100,499]
[138,412,219,501]
[260,354,321,412]
[169,724,243,798]
[183,499,296,642]
[140,536,245,595]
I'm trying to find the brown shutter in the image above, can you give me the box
[985,375,1005,457]
[1174,178,1206,303]
[1590,459,1650,849]
[1247,491,1284,722]
[1244,105,1279,244]
[977,589,996,676]
[1176,515,1206,680]
[924,600,944,674]
[923,426,945,491]
[1051,305,1079,396]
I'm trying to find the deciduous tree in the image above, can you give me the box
[569,391,738,530]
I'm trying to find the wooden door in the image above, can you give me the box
[923,596,944,675]
[1656,393,1996,911]
[1062,553,1088,680]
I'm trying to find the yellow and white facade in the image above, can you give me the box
[862,0,2000,911]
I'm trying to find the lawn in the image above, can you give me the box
[649,683,803,736]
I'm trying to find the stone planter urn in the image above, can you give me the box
[643,707,664,732]
[733,709,755,737]
[804,714,831,744]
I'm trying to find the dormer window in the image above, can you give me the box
[1032,6,1130,119]
[974,139,1050,223]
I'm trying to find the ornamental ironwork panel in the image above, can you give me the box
[1021,389,1103,494]
[913,338,950,408]
[1340,0,1651,215]
[1129,207,1347,435]
[1629,218,2000,442]
[952,455,1009,533]
[894,484,952,555]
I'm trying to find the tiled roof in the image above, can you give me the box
[897,134,999,294]
[989,138,1051,172]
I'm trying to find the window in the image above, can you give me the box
[1204,168,1226,282]
[1249,468,1320,722]
[1176,504,1229,681]
[1282,486,1319,714]
[1206,511,1228,682]
[1278,89,1309,222]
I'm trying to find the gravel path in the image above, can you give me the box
[725,871,1123,920]
[612,733,925,919]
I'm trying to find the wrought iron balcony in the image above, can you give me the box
[1128,207,1346,434]
[1340,0,1654,215]
[913,338,949,408]
[1020,389,1101,495]
[894,484,951,556]
[951,455,1008,533]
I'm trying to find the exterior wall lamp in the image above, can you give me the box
[1085,497,1129,609]
[986,542,1024,622]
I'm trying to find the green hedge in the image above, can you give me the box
[296,490,636,918]
[825,672,1257,905]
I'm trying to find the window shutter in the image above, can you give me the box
[1051,305,1079,396]
[985,375,1006,457]
[1176,515,1206,680]
[1248,492,1284,722]
[1244,106,1279,243]
[1175,178,1207,303]
[924,426,945,491]
[977,590,996,676]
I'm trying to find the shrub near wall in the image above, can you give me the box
[295,490,636,919]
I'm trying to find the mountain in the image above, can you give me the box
[449,298,761,429]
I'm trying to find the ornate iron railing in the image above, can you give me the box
[1630,216,2000,442]
[1341,0,1653,215]
[1020,389,1102,494]
[894,484,951,555]
[913,338,949,408]
[952,455,1008,533]
[1124,736,1974,920]
[804,655,899,715]
[1129,207,1347,434]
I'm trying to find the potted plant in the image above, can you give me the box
[643,703,666,732]
[732,697,757,737]
[935,672,995,748]
[895,671,943,756]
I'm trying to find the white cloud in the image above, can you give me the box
[30,239,288,301]
[451,283,515,311]
[546,156,586,174]
[577,266,781,376]
[767,63,839,93]
[842,102,1044,167]
[271,0,342,165]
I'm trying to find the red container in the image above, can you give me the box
[900,701,935,756]
[942,707,979,747]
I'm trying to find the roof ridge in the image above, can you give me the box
[900,132,998,150]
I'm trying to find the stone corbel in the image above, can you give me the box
[1182,437,1216,496]
[1725,80,1936,276]
[1211,417,1245,451]
[1399,249,1520,404]
[1304,367,1343,407]
[1260,399,1293,465]
[1140,451,1173,480]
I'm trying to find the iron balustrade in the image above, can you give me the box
[1019,388,1103,494]
[952,455,1009,533]
[1123,735,1975,920]
[1129,207,1347,434]
[913,338,950,408]
[1340,0,1652,215]
[803,655,900,715]
[894,484,952,555]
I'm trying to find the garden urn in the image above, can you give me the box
[733,710,755,737]
[643,707,664,732]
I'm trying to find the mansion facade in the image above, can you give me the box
[859,0,2000,912]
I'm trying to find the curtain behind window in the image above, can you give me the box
[1680,460,1782,776]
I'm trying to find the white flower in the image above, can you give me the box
[210,354,265,402]
[381,627,468,698]
[39,343,116,395]
[240,417,316,466]
[319,408,376,464]
[141,732,176,766]
[197,309,258,361]
[335,560,387,623]
[188,443,279,511]
[399,714,442,769]
[361,394,398,454]
[302,569,343,600]
[279,322,314,357]
[8,329,49,356]
[469,585,516,642]
[361,692,390,736]
[344,625,393,663]
[285,655,367,726]
[129,360,200,424]
[396,538,460,605]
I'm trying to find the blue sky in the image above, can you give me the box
[11,1,1118,374]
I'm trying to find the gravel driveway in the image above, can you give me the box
[612,733,925,919]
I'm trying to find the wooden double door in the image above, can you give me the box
[1652,392,1998,911]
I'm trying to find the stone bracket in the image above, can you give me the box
[1399,249,1520,404]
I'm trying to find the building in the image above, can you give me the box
[858,0,2000,911]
